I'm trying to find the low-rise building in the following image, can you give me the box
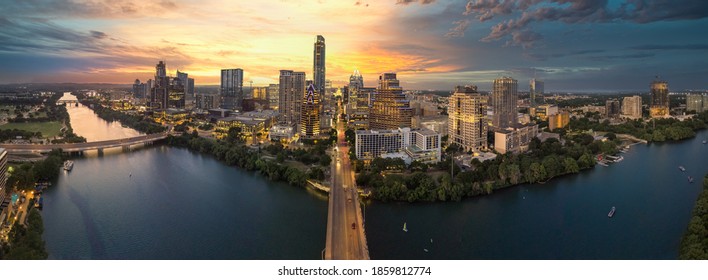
[530,104,558,121]
[494,124,539,154]
[355,128,441,164]
[548,111,570,131]
[269,124,296,142]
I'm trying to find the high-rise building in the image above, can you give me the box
[448,85,488,152]
[132,79,148,99]
[622,95,642,119]
[370,73,412,130]
[151,61,169,109]
[221,69,244,110]
[313,35,326,102]
[187,78,195,98]
[529,79,544,107]
[196,93,220,110]
[278,70,306,126]
[687,94,705,113]
[0,148,7,210]
[267,84,279,110]
[605,99,621,118]
[252,87,268,100]
[300,83,321,139]
[168,76,186,109]
[650,78,669,117]
[492,77,519,128]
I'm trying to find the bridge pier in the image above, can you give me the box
[97,148,104,156]
[122,145,130,152]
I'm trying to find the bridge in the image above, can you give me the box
[56,99,79,105]
[323,104,369,260]
[0,133,169,153]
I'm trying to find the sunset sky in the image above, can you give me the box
[1,0,707,91]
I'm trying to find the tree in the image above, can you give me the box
[563,157,580,174]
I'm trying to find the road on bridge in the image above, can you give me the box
[325,101,369,260]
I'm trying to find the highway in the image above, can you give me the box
[324,101,369,260]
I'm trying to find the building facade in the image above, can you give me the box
[605,99,621,118]
[196,93,221,110]
[267,84,279,110]
[313,35,326,103]
[150,61,169,109]
[0,148,7,213]
[548,111,569,131]
[687,94,705,113]
[369,73,412,130]
[621,95,642,119]
[492,77,519,128]
[529,79,544,107]
[220,68,244,110]
[278,70,306,127]
[448,85,488,152]
[650,79,669,118]
[530,104,558,121]
[300,83,321,139]
[355,128,441,164]
[494,124,539,154]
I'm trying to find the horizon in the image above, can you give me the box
[0,0,707,91]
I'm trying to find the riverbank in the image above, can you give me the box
[679,173,708,259]
[73,92,165,134]
[0,208,48,259]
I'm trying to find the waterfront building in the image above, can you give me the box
[621,95,642,119]
[355,128,441,164]
[494,124,539,154]
[196,93,221,110]
[267,84,279,110]
[216,110,278,144]
[650,78,669,117]
[220,69,244,110]
[300,83,321,139]
[530,79,544,107]
[313,35,326,105]
[491,77,519,129]
[605,99,621,118]
[548,111,570,131]
[278,70,306,127]
[370,73,412,130]
[530,104,558,121]
[448,85,488,152]
[687,94,705,113]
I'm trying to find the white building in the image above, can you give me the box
[355,128,441,164]
[621,95,642,119]
[494,124,539,154]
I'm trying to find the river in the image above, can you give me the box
[41,93,708,259]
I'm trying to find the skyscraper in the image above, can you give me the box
[267,84,279,110]
[529,79,544,107]
[278,70,306,126]
[492,76,519,128]
[313,35,326,101]
[622,95,642,119]
[300,83,321,139]
[650,78,669,118]
[370,73,412,130]
[605,99,621,118]
[151,61,169,109]
[448,85,488,152]
[221,69,244,110]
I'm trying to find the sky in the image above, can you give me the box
[0,0,707,92]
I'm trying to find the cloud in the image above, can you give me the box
[396,0,436,5]
[0,0,181,19]
[90,30,108,39]
[445,19,470,37]
[630,44,708,50]
[454,0,708,48]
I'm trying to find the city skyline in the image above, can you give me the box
[0,0,707,91]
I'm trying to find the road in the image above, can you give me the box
[325,101,369,260]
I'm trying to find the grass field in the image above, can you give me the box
[0,121,63,138]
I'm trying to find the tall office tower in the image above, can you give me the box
[622,95,642,119]
[169,76,185,109]
[369,73,412,130]
[278,70,306,126]
[686,94,705,113]
[348,69,364,106]
[313,35,326,102]
[491,76,519,128]
[605,99,621,118]
[151,61,169,109]
[176,70,188,87]
[300,83,321,139]
[650,78,669,117]
[220,69,244,110]
[448,85,488,152]
[267,84,279,110]
[133,79,142,97]
[529,79,544,107]
[187,78,195,97]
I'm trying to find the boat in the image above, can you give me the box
[402,222,408,232]
[703,140,707,144]
[430,238,433,243]
[689,176,694,183]
[608,206,616,218]
[423,249,428,252]
[679,166,686,172]
[63,160,74,171]
[597,161,609,167]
